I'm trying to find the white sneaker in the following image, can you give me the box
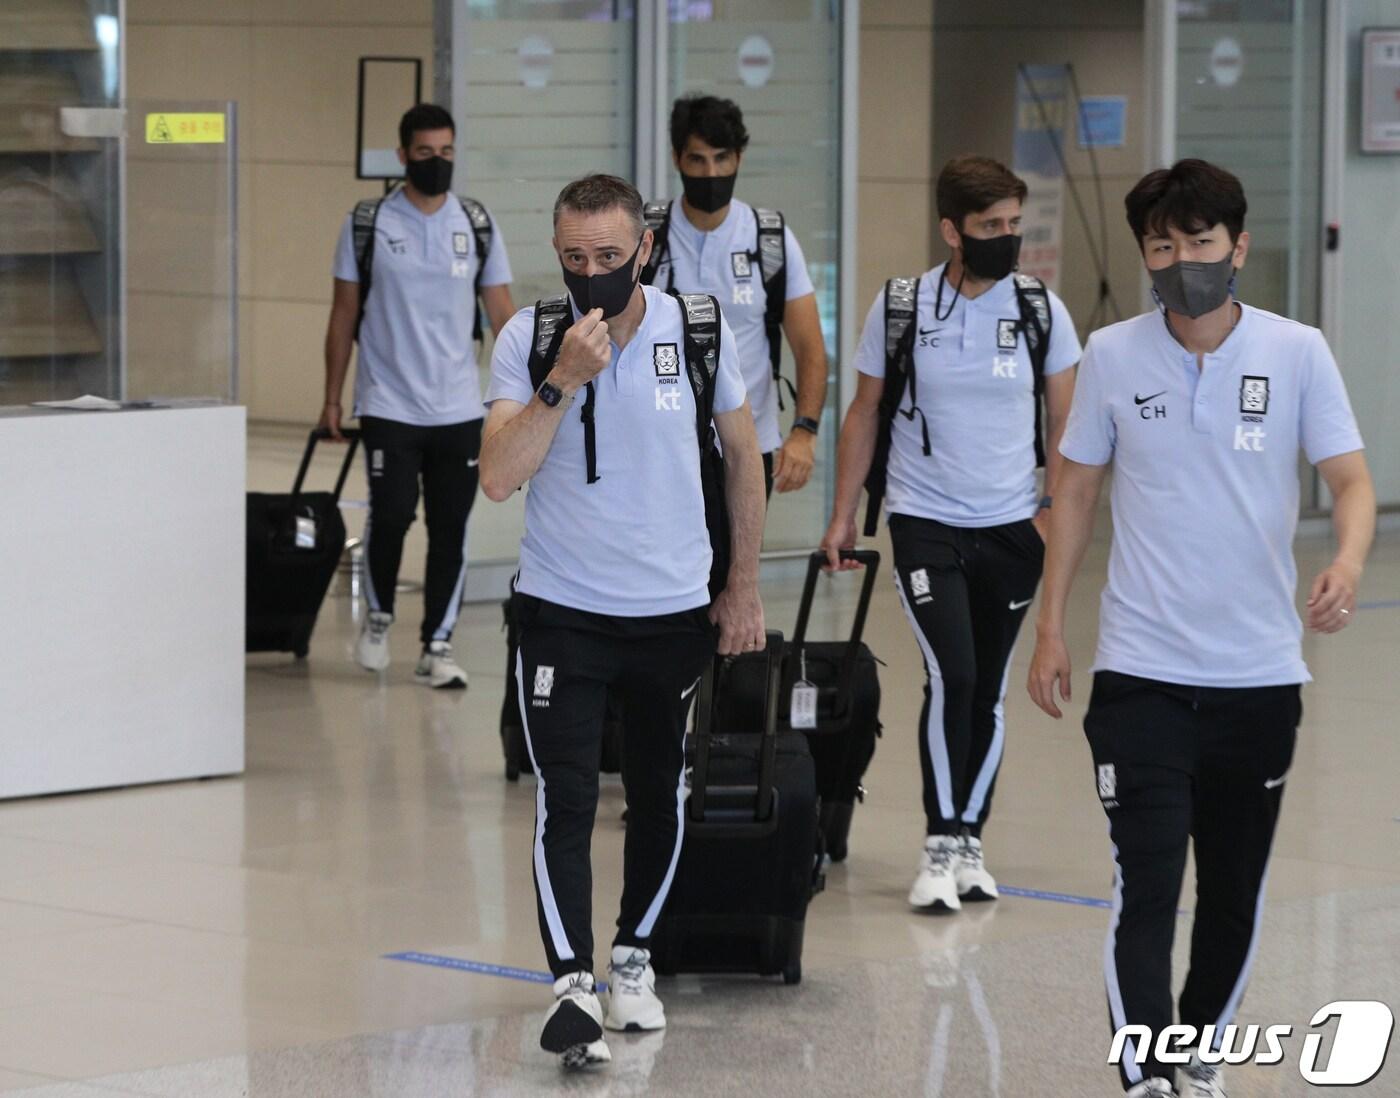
[355,611,393,672]
[909,835,962,911]
[1179,1050,1227,1098]
[955,832,999,902]
[541,972,610,1069]
[605,945,665,1032]
[1126,1079,1177,1098]
[414,640,467,689]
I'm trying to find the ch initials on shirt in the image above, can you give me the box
[1234,424,1266,452]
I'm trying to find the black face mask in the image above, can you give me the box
[680,171,737,214]
[959,232,1022,282]
[561,240,644,320]
[1149,255,1236,318]
[405,155,453,197]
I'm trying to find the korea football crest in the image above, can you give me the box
[654,343,680,377]
[452,231,470,257]
[731,251,752,280]
[997,319,1019,350]
[1240,376,1270,415]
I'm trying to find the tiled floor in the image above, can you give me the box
[0,432,1395,1095]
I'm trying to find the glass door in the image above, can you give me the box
[664,0,843,552]
[439,0,637,568]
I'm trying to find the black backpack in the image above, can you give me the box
[862,272,1053,536]
[640,200,796,410]
[525,291,732,596]
[351,191,495,342]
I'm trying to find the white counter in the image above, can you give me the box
[0,403,245,798]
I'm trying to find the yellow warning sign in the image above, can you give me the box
[145,113,226,144]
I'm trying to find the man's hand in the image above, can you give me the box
[1027,629,1073,719]
[709,581,765,656]
[1306,559,1360,634]
[772,429,816,493]
[818,516,862,573]
[550,308,611,394]
[318,402,345,442]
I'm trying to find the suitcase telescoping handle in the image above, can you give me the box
[292,427,363,505]
[689,630,784,828]
[792,548,880,655]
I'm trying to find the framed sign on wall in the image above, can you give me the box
[1360,28,1400,154]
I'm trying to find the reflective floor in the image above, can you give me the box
[0,435,1396,1095]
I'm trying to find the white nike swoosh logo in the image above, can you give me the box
[681,678,701,700]
[467,459,480,467]
[1009,598,1034,611]
[1264,771,1289,790]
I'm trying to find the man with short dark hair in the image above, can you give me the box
[642,94,828,497]
[322,103,515,687]
[821,154,1082,912]
[1029,159,1375,1098]
[480,173,766,1071]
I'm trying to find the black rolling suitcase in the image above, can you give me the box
[715,550,883,862]
[651,633,822,985]
[498,593,624,782]
[245,428,359,658]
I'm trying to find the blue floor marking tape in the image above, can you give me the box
[384,951,608,991]
[998,885,1112,909]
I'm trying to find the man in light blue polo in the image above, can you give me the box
[322,103,515,687]
[821,155,1082,913]
[479,174,766,1072]
[1028,159,1375,1098]
[642,95,828,496]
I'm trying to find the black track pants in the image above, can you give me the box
[512,593,716,979]
[360,415,481,646]
[1084,671,1300,1091]
[889,513,1045,838]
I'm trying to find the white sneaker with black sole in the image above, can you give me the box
[955,831,999,902]
[605,945,665,1032]
[1126,1078,1177,1098]
[540,972,610,1070]
[1179,1051,1227,1098]
[355,611,393,672]
[909,835,962,912]
[414,640,467,689]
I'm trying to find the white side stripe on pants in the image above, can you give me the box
[963,645,1016,824]
[893,571,956,822]
[515,647,574,963]
[431,521,472,642]
[1104,840,1144,1085]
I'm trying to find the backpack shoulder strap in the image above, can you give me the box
[862,276,921,536]
[752,207,791,405]
[459,196,495,343]
[1013,273,1052,468]
[640,200,674,290]
[527,295,598,484]
[352,197,384,338]
[526,295,573,391]
[675,291,721,436]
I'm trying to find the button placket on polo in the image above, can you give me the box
[1189,353,1213,434]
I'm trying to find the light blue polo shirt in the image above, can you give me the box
[485,285,747,616]
[1061,304,1364,688]
[853,264,1081,527]
[333,188,513,426]
[652,198,815,454]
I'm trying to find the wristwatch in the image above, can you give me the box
[537,380,565,408]
[793,416,820,436]
[1038,495,1053,511]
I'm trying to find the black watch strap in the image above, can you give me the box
[537,380,564,408]
[793,415,820,436]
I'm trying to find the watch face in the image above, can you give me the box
[538,382,560,407]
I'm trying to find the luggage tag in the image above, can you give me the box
[790,648,817,730]
[294,510,318,550]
